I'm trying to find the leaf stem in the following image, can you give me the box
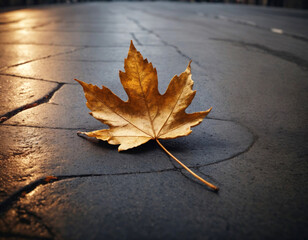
[156,139,219,191]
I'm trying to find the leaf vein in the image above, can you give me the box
[157,76,187,137]
[87,85,153,138]
[133,56,156,137]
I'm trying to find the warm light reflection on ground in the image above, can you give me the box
[4,8,39,20]
[8,11,29,20]
[16,81,34,97]
[16,29,31,37]
[0,13,47,182]
[26,186,40,197]
[8,44,37,77]
[13,59,35,76]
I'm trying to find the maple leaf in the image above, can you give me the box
[75,41,218,191]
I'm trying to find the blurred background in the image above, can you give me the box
[1,0,307,9]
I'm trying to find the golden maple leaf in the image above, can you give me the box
[75,41,218,191]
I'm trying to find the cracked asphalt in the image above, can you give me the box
[0,2,307,240]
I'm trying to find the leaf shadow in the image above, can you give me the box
[121,141,158,154]
[78,131,228,157]
[159,134,228,153]
[77,132,157,154]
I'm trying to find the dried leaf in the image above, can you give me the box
[76,41,211,151]
[76,41,218,191]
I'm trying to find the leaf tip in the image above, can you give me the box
[118,146,125,152]
[74,79,86,88]
[130,40,136,51]
[186,60,192,73]
[77,131,84,136]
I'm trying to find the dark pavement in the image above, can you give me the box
[0,2,307,240]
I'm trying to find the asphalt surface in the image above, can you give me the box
[0,2,307,240]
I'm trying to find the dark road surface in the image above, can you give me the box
[0,2,307,240]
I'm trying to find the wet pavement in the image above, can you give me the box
[0,2,307,240]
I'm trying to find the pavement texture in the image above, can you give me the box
[0,2,307,240]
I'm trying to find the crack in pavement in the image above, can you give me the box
[0,18,57,33]
[159,116,258,170]
[129,16,308,72]
[127,5,308,43]
[0,83,64,124]
[30,20,64,31]
[0,23,50,34]
[203,116,258,167]
[130,32,143,46]
[213,14,308,43]
[0,169,176,215]
[52,59,123,63]
[0,73,76,84]
[209,38,308,70]
[127,17,205,70]
[0,46,86,72]
[1,123,96,131]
